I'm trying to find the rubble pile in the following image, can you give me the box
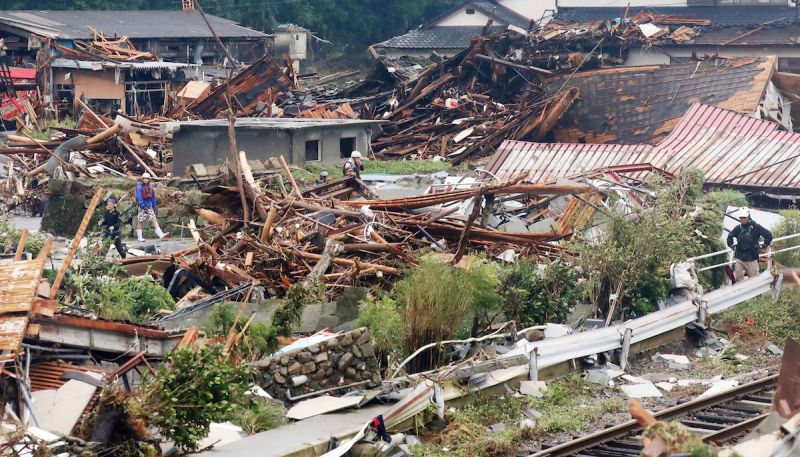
[166,163,581,299]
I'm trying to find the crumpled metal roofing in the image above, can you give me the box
[486,103,800,192]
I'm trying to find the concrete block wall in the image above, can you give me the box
[259,327,381,401]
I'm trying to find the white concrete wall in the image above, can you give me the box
[437,8,496,26]
[498,0,555,21]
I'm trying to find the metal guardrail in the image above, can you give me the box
[689,232,800,272]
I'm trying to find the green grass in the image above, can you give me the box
[413,375,624,457]
[302,160,452,179]
[532,377,623,434]
[720,288,800,345]
[32,117,77,141]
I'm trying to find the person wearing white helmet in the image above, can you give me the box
[314,170,329,185]
[135,172,170,242]
[342,150,365,179]
[726,207,772,281]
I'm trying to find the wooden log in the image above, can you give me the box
[278,155,304,200]
[292,249,400,275]
[76,98,113,128]
[260,205,277,242]
[86,124,121,145]
[50,188,104,298]
[226,113,250,224]
[14,228,27,261]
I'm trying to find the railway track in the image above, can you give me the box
[529,374,778,457]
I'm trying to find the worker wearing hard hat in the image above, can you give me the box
[726,207,772,281]
[342,151,365,179]
[314,171,329,185]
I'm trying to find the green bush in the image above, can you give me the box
[356,295,403,355]
[499,260,579,327]
[772,209,800,267]
[135,345,252,451]
[571,171,710,319]
[75,276,175,322]
[0,219,48,258]
[203,302,278,359]
[229,399,286,434]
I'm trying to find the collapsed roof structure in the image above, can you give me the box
[485,103,800,195]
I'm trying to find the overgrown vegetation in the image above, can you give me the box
[720,288,800,345]
[228,397,286,434]
[413,375,623,457]
[31,117,77,141]
[203,302,278,359]
[80,345,252,454]
[64,242,175,322]
[571,171,737,319]
[0,219,48,258]
[772,208,800,267]
[129,345,251,452]
[302,160,452,179]
[499,260,579,328]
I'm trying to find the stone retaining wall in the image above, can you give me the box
[259,327,381,400]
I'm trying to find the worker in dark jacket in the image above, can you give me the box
[726,207,772,281]
[98,197,126,259]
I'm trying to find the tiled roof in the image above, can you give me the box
[0,10,266,39]
[689,24,800,45]
[554,6,798,28]
[546,56,776,144]
[472,2,531,28]
[375,25,507,50]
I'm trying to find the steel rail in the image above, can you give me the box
[528,374,777,457]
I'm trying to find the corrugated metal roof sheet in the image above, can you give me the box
[485,103,800,192]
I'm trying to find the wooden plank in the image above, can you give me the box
[50,188,103,298]
[14,228,27,261]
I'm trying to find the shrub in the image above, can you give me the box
[499,260,578,327]
[203,302,278,359]
[229,399,286,434]
[356,295,403,356]
[772,209,800,267]
[134,345,252,451]
[571,172,707,319]
[0,219,48,258]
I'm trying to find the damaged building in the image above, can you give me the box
[171,118,383,173]
[485,103,800,199]
[0,10,271,115]
[547,55,791,144]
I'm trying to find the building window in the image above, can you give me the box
[340,137,355,158]
[305,140,320,161]
[466,8,475,14]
